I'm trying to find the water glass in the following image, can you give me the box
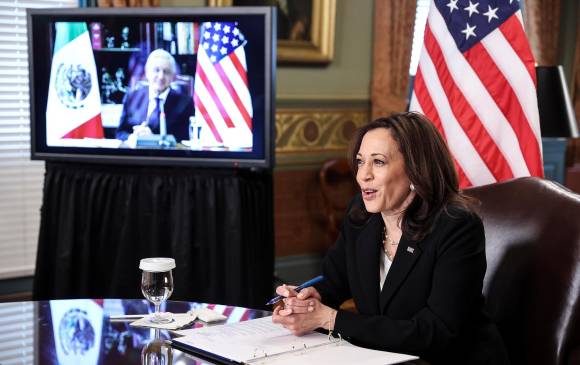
[189,116,201,147]
[141,329,173,365]
[140,258,175,324]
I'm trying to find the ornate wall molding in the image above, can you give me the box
[275,108,369,167]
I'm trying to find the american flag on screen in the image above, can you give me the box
[409,0,543,188]
[193,22,253,148]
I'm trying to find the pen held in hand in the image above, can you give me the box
[266,275,324,306]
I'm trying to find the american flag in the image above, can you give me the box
[193,22,253,148]
[409,0,543,188]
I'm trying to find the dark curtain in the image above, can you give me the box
[33,162,274,309]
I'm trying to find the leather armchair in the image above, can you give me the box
[319,158,358,245]
[466,177,580,365]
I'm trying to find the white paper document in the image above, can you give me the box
[172,316,418,364]
[130,312,196,330]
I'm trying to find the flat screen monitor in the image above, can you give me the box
[28,7,275,168]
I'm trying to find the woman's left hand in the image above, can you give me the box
[272,298,337,336]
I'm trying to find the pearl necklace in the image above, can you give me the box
[382,226,398,260]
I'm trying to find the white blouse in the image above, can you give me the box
[379,250,393,291]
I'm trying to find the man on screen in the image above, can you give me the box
[116,49,194,143]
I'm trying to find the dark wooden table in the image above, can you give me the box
[0,298,270,364]
[0,299,430,364]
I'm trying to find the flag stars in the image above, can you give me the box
[483,5,499,22]
[446,0,459,13]
[461,23,477,40]
[464,1,479,17]
[200,22,243,62]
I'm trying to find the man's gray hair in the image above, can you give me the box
[145,49,177,74]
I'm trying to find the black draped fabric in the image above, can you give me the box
[33,161,274,309]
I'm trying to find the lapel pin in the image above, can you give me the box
[407,247,415,254]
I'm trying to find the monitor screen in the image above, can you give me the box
[28,7,275,168]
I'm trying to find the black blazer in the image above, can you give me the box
[316,195,509,365]
[116,87,194,142]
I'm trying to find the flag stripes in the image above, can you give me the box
[193,22,253,148]
[424,25,515,181]
[410,0,542,187]
[469,39,543,176]
[415,47,496,186]
[229,51,249,86]
[491,19,542,143]
[411,86,472,185]
[215,62,252,129]
[194,93,224,143]
[498,16,536,83]
[221,51,252,106]
[197,47,252,130]
[197,66,236,128]
[428,9,530,177]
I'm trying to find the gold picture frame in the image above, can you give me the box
[208,0,336,64]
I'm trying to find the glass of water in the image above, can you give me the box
[140,258,175,324]
[141,329,173,365]
[188,116,201,149]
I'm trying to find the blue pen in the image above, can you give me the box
[266,275,324,305]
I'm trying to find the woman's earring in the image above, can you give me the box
[410,183,415,191]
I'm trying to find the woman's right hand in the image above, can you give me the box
[274,285,322,316]
[275,285,322,301]
[272,297,336,336]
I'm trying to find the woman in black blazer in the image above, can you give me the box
[272,112,509,365]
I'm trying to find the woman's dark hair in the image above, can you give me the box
[347,112,476,241]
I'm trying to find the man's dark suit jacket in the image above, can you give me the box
[316,195,509,365]
[116,87,194,142]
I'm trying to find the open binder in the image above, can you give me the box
[171,316,418,365]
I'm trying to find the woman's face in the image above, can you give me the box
[356,128,413,215]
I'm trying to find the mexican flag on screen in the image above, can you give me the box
[46,22,103,145]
